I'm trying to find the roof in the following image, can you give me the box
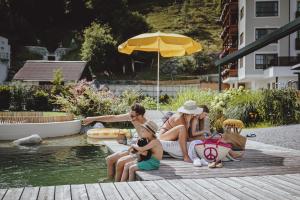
[13,60,87,81]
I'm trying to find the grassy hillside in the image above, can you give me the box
[128,0,222,53]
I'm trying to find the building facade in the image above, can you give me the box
[220,0,299,90]
[0,36,10,83]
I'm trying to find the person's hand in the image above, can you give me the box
[131,144,138,150]
[82,117,95,126]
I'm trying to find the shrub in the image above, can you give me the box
[257,89,300,125]
[0,85,11,110]
[54,80,126,117]
[168,88,216,111]
[27,89,53,111]
[223,90,262,126]
[9,81,32,111]
[140,96,157,110]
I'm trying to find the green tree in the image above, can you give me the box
[80,22,117,73]
[51,69,66,97]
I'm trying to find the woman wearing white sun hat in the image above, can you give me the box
[158,100,203,162]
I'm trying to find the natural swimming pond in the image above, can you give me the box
[0,145,109,188]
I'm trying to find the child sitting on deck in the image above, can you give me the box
[120,121,163,182]
[129,138,152,162]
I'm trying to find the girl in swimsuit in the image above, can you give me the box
[158,100,203,162]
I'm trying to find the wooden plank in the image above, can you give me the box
[284,174,300,182]
[180,179,224,200]
[114,182,139,200]
[100,183,123,200]
[155,180,189,200]
[71,185,88,200]
[20,187,39,200]
[240,176,300,200]
[37,186,55,200]
[216,177,274,200]
[2,188,24,200]
[263,176,300,191]
[168,179,206,200]
[194,179,240,200]
[0,189,7,199]
[85,184,106,200]
[142,181,173,200]
[128,181,156,200]
[230,177,289,200]
[55,185,71,200]
[256,176,300,196]
[137,165,300,181]
[285,174,300,181]
[273,175,300,186]
[205,178,256,200]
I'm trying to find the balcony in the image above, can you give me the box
[220,2,238,22]
[221,25,238,39]
[0,52,9,62]
[296,38,300,50]
[262,56,300,70]
[221,62,238,80]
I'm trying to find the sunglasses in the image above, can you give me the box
[130,114,139,118]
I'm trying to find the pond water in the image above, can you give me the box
[0,135,110,188]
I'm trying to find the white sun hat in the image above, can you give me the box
[177,100,203,115]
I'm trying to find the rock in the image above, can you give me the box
[93,122,104,129]
[13,134,42,146]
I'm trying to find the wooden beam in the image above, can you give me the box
[215,17,300,66]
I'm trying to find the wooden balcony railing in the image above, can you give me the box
[263,56,300,70]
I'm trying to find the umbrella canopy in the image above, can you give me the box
[118,31,203,109]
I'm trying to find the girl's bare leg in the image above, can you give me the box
[128,164,139,181]
[105,151,129,179]
[159,125,191,162]
[115,155,135,182]
[120,161,136,182]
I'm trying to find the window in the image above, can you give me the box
[255,28,277,42]
[297,31,300,39]
[297,1,300,11]
[240,7,244,20]
[255,54,278,69]
[256,1,278,17]
[240,32,244,45]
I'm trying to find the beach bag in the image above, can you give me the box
[222,132,247,150]
[195,139,232,162]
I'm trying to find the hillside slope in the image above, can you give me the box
[128,0,222,53]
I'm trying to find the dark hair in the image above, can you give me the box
[199,105,209,113]
[135,138,152,161]
[131,103,145,116]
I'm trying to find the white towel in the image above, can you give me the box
[160,140,191,159]
[188,140,203,161]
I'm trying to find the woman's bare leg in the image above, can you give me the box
[115,155,135,182]
[159,125,192,162]
[105,151,128,179]
[128,164,139,181]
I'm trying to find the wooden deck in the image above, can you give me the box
[1,174,300,200]
[137,141,300,181]
[104,140,300,181]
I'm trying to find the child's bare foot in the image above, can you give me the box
[183,156,192,163]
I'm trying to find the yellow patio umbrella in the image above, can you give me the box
[118,31,203,109]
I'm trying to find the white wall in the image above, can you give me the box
[0,36,10,83]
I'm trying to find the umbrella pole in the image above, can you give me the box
[157,51,160,110]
